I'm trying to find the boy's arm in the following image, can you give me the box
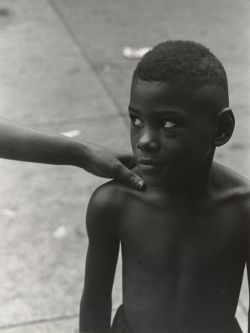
[247,204,250,333]
[246,260,249,333]
[80,185,120,333]
[0,117,145,189]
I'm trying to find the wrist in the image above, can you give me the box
[71,140,93,170]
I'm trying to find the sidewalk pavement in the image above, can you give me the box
[0,0,249,332]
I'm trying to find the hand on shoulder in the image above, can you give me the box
[83,143,145,190]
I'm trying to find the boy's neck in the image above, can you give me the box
[146,149,215,205]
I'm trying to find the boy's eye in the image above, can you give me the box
[131,117,143,127]
[163,120,176,128]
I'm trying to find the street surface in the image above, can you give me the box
[0,0,249,331]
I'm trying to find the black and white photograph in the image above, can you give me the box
[0,1,249,332]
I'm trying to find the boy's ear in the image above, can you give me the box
[213,108,235,147]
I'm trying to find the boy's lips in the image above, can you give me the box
[137,158,165,172]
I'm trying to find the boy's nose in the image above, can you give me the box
[136,129,160,152]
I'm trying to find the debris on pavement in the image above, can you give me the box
[53,226,67,238]
[61,129,81,138]
[122,47,151,59]
[2,209,16,217]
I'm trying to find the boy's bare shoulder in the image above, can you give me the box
[91,179,136,207]
[213,162,250,205]
[86,180,136,237]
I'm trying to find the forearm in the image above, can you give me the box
[0,117,88,167]
[0,117,145,188]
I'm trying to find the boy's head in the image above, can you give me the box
[129,40,234,188]
[132,40,229,113]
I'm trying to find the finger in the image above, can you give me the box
[118,152,136,169]
[128,173,145,190]
[115,164,145,190]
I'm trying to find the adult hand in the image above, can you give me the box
[83,144,145,190]
[0,117,145,190]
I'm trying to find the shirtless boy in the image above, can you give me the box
[79,40,250,333]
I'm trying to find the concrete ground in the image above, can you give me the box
[0,0,249,332]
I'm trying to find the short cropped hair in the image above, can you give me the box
[132,40,229,111]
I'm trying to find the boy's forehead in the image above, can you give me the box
[130,79,218,117]
[130,79,190,100]
[130,80,191,110]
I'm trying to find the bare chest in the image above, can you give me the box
[118,196,247,332]
[118,202,246,279]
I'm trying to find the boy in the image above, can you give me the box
[80,40,249,333]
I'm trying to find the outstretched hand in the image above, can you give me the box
[84,144,145,190]
[0,117,145,189]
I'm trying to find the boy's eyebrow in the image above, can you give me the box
[128,106,186,117]
[154,110,186,117]
[128,106,140,113]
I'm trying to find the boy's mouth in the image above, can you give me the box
[137,159,165,172]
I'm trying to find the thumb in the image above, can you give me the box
[115,164,145,190]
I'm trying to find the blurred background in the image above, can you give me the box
[0,0,249,332]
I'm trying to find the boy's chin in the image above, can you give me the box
[142,174,167,188]
[142,172,181,189]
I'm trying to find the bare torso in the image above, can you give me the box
[116,163,249,333]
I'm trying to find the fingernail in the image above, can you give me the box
[136,180,144,189]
